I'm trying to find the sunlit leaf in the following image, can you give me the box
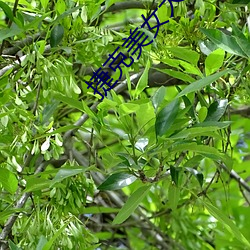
[0,168,18,194]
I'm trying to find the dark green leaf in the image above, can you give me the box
[0,2,14,21]
[232,0,249,4]
[98,172,137,191]
[50,24,64,47]
[155,99,179,137]
[205,99,228,122]
[200,28,247,58]
[170,166,181,186]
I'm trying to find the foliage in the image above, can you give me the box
[1,0,250,249]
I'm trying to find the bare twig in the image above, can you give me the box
[219,163,250,193]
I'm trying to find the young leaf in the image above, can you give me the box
[155,98,179,137]
[205,49,225,75]
[168,47,200,65]
[98,172,137,191]
[112,185,151,224]
[50,24,64,47]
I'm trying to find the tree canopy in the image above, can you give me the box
[0,0,250,249]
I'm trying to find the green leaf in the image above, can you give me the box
[205,49,225,75]
[41,100,60,125]
[112,185,151,224]
[119,103,140,115]
[194,121,231,129]
[50,24,64,47]
[185,167,204,187]
[0,168,18,194]
[200,28,247,58]
[51,166,86,186]
[156,68,195,83]
[134,59,150,98]
[0,1,14,21]
[198,106,208,122]
[168,182,180,210]
[42,223,69,250]
[155,98,179,137]
[168,47,200,65]
[24,177,51,192]
[234,36,250,58]
[53,92,84,112]
[80,206,120,214]
[176,70,231,98]
[36,236,48,250]
[0,25,23,42]
[40,0,49,9]
[0,209,24,223]
[98,172,137,191]
[205,99,228,122]
[151,86,166,111]
[170,126,221,139]
[203,201,250,248]
[9,241,22,250]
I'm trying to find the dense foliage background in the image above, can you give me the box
[1,0,250,249]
